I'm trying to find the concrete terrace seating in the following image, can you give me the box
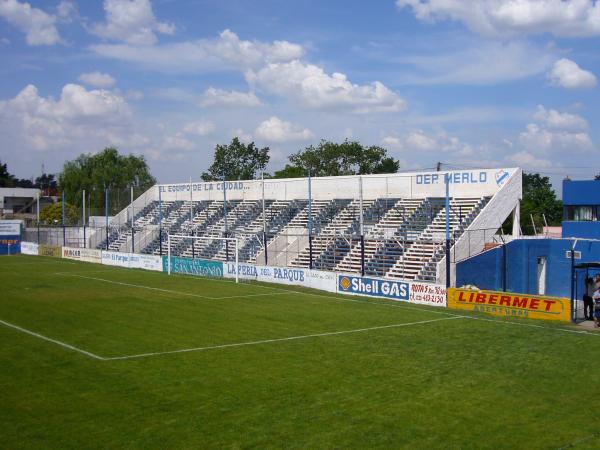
[109,193,492,283]
[386,197,490,281]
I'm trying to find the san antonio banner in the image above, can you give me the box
[447,288,570,322]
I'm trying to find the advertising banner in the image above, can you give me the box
[62,247,102,263]
[0,220,22,254]
[164,256,224,277]
[447,288,570,322]
[132,254,163,272]
[39,245,62,257]
[102,251,163,272]
[21,241,38,255]
[0,237,20,254]
[337,274,446,307]
[223,262,337,293]
[0,221,21,236]
[102,251,131,267]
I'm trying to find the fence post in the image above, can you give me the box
[62,191,66,246]
[104,187,109,251]
[158,186,163,256]
[445,174,451,289]
[82,189,86,248]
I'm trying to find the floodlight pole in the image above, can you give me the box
[235,237,239,283]
[158,186,163,256]
[189,176,193,226]
[36,192,40,244]
[308,169,313,270]
[167,233,171,275]
[62,191,66,246]
[223,172,229,261]
[570,239,577,322]
[82,190,86,248]
[359,175,365,276]
[105,186,109,251]
[445,174,451,289]
[131,185,135,253]
[262,172,268,265]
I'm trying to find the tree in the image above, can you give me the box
[202,137,270,181]
[503,172,563,235]
[39,202,79,225]
[0,161,17,187]
[58,147,156,212]
[273,140,399,178]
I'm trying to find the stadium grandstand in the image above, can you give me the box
[89,167,522,286]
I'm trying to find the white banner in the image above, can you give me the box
[20,241,38,255]
[0,220,21,236]
[101,251,162,271]
[131,253,163,272]
[223,262,337,293]
[62,246,102,263]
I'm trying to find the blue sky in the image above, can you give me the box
[1,0,599,191]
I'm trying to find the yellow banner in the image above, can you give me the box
[38,245,62,258]
[447,288,570,322]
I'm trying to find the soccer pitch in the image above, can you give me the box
[1,255,599,449]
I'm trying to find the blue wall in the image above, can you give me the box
[563,180,600,205]
[563,222,600,240]
[457,239,600,298]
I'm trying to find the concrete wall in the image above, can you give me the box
[154,168,519,203]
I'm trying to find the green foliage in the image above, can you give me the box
[202,137,270,181]
[0,161,16,187]
[272,164,307,179]
[39,201,79,225]
[503,172,563,235]
[521,173,563,234]
[0,160,37,188]
[274,139,399,178]
[58,148,156,212]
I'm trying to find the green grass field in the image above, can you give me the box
[1,254,599,449]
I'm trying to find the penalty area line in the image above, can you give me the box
[105,316,463,361]
[0,319,105,360]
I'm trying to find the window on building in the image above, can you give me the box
[564,205,600,221]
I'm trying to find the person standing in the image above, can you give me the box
[584,277,594,320]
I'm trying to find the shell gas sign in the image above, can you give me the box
[447,288,570,322]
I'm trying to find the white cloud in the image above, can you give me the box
[162,134,194,151]
[126,89,144,100]
[397,0,600,38]
[533,105,588,130]
[56,1,76,21]
[548,58,597,89]
[381,135,403,149]
[397,40,555,85]
[246,60,406,113]
[405,130,437,151]
[255,116,313,143]
[519,122,593,152]
[0,83,131,151]
[199,87,261,107]
[92,29,303,73]
[182,120,215,136]
[381,129,476,157]
[0,0,60,45]
[506,150,553,169]
[78,71,116,88]
[92,0,175,45]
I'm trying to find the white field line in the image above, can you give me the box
[55,273,286,301]
[0,319,105,360]
[105,316,463,361]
